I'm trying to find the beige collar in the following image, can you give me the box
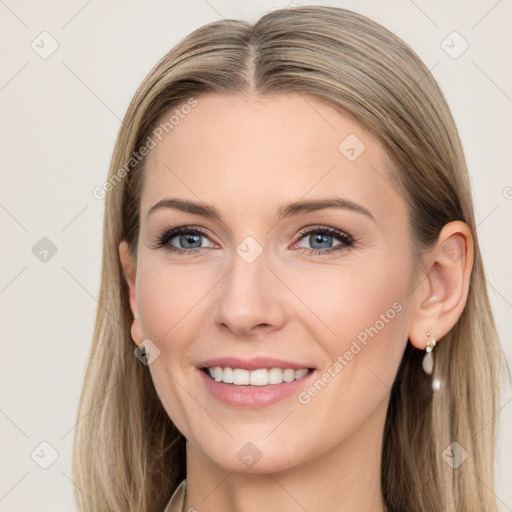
[162,479,186,512]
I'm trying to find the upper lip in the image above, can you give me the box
[198,356,315,371]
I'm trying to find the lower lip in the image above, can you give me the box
[198,368,317,409]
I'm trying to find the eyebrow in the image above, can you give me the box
[146,197,376,223]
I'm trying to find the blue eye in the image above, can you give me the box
[294,226,355,255]
[154,225,355,256]
[155,226,214,255]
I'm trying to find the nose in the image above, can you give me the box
[213,248,287,338]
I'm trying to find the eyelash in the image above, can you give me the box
[152,224,356,257]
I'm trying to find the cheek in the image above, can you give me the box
[287,266,410,454]
[134,258,210,435]
[289,257,408,339]
[135,257,213,343]
[290,259,411,400]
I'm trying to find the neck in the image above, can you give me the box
[183,399,389,512]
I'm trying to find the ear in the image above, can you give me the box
[119,240,144,346]
[408,220,474,350]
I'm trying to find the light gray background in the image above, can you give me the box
[1,0,511,510]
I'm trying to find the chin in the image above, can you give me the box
[196,435,311,475]
[217,452,303,474]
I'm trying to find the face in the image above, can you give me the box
[124,92,419,473]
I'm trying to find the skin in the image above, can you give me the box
[119,92,473,512]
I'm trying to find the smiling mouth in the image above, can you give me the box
[201,367,314,386]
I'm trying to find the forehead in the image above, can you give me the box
[141,93,404,225]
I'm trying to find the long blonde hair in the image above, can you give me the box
[73,6,507,511]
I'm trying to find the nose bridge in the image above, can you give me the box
[214,237,285,335]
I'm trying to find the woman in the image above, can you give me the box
[73,5,507,511]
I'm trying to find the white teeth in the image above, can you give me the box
[249,369,268,386]
[222,367,234,384]
[233,369,250,385]
[206,367,310,386]
[283,369,295,383]
[268,368,283,384]
[295,368,308,380]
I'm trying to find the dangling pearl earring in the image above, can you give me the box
[422,332,437,375]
